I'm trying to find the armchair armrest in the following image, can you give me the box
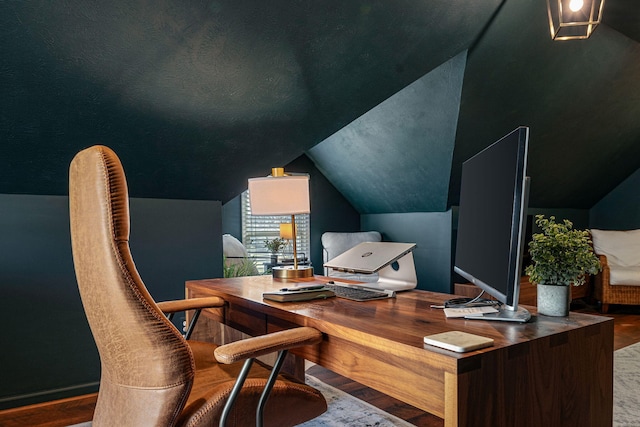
[598,254,609,268]
[156,296,225,314]
[593,254,611,311]
[214,327,322,364]
[597,254,611,286]
[323,248,329,276]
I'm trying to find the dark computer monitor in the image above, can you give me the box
[454,126,531,322]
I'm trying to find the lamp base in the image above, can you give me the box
[272,265,314,279]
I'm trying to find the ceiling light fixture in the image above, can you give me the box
[547,0,605,40]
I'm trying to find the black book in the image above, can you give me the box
[263,287,335,302]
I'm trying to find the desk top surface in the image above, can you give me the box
[186,275,612,360]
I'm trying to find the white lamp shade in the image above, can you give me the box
[248,175,310,215]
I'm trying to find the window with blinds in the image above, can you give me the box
[241,190,310,273]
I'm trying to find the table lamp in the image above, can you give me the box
[279,223,295,240]
[248,168,313,279]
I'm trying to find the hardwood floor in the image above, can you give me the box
[560,299,640,351]
[0,394,97,427]
[3,300,639,427]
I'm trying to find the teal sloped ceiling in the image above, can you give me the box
[604,0,640,42]
[450,0,640,209]
[1,0,638,211]
[0,0,502,202]
[308,52,467,214]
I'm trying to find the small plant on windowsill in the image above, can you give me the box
[264,237,287,254]
[264,237,288,264]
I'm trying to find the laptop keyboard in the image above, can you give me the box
[324,284,392,301]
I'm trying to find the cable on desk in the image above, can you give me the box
[432,290,501,309]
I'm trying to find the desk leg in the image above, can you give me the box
[282,354,306,383]
[444,372,458,427]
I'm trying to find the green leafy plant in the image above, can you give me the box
[525,215,601,286]
[264,237,287,254]
[223,256,258,278]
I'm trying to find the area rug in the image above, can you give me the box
[299,374,414,427]
[614,341,640,427]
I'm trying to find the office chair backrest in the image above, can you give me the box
[69,145,193,426]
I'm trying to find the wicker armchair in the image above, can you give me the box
[593,254,640,313]
[591,229,640,314]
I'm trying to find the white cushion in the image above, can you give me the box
[223,234,249,258]
[609,266,640,286]
[590,229,640,268]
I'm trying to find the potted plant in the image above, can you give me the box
[264,237,287,264]
[525,215,601,316]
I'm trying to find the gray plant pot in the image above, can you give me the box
[537,284,570,316]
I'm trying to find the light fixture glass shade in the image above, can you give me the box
[547,0,605,40]
[247,175,310,215]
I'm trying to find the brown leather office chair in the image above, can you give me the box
[69,145,327,426]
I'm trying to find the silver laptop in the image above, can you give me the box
[323,242,418,291]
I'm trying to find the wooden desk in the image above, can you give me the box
[186,276,613,427]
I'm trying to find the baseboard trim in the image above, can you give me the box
[0,381,99,406]
[0,392,96,427]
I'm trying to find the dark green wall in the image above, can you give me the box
[0,195,98,408]
[590,168,640,230]
[361,211,453,293]
[222,195,243,239]
[526,208,591,232]
[308,52,466,214]
[0,195,222,409]
[290,155,362,274]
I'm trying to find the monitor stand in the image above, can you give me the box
[329,250,418,293]
[465,306,531,323]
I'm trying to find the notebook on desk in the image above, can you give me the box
[423,331,494,353]
[323,242,418,291]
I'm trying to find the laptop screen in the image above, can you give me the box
[323,242,416,274]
